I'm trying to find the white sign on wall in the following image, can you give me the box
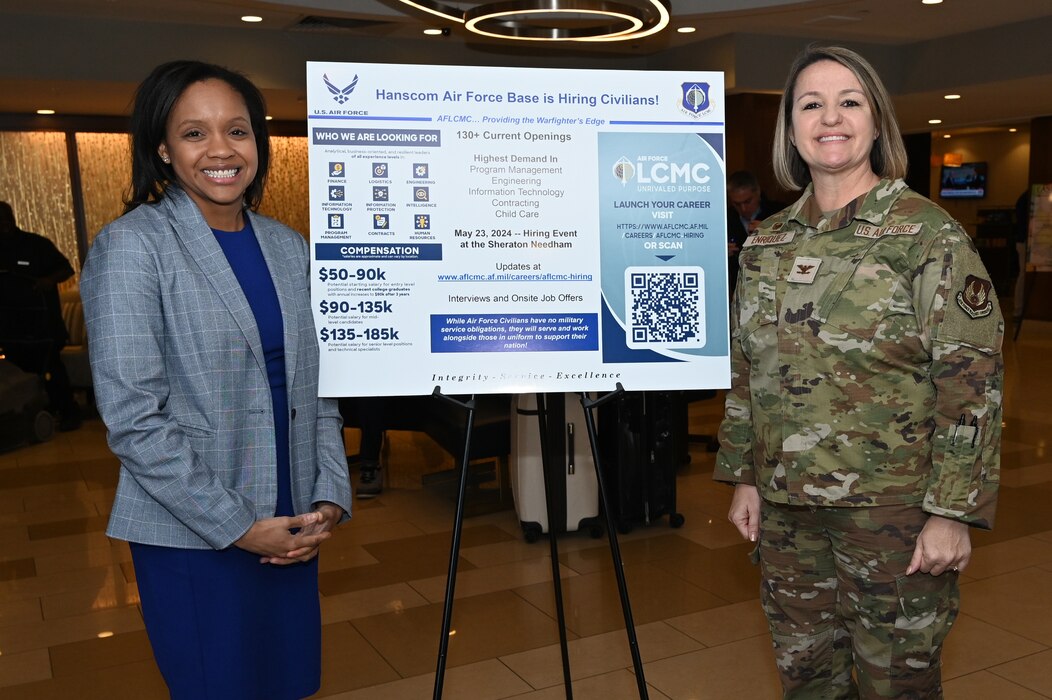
[307,62,730,397]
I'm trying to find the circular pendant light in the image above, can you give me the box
[397,0,671,42]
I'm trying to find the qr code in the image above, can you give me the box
[625,266,705,348]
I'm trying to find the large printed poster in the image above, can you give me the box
[1028,184,1052,272]
[307,62,729,396]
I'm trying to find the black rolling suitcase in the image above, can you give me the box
[598,390,685,533]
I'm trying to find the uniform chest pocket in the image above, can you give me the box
[736,249,782,341]
[812,250,907,342]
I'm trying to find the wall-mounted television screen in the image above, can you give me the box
[940,162,987,199]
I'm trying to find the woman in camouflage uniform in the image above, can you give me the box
[715,45,1003,699]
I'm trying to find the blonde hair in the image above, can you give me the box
[772,45,908,191]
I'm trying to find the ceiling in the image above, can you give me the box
[1,0,1050,134]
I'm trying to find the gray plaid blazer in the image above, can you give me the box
[82,188,350,549]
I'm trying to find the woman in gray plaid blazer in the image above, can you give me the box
[81,61,351,699]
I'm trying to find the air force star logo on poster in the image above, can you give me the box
[323,73,358,104]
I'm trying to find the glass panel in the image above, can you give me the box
[260,135,309,238]
[75,132,132,247]
[0,131,78,275]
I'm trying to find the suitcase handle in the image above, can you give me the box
[567,422,575,475]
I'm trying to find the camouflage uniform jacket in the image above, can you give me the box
[714,178,1003,528]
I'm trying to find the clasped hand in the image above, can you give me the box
[235,503,343,565]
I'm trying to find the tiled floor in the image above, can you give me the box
[3,318,1052,698]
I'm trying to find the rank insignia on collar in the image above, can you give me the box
[788,256,822,284]
[956,275,994,318]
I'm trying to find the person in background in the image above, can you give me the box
[81,60,351,699]
[340,396,388,498]
[0,201,82,430]
[725,170,785,294]
[715,45,1003,698]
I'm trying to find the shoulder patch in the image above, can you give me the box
[956,275,994,319]
[743,231,795,247]
[855,223,923,239]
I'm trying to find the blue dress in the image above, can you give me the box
[130,219,320,700]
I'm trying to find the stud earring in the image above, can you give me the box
[161,155,170,163]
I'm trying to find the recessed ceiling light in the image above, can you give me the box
[1009,127,1018,132]
[677,26,696,33]
[241,15,263,23]
[944,94,961,100]
[265,115,273,121]
[423,28,444,35]
[928,119,942,124]
[943,134,951,138]
[922,0,943,5]
[36,109,55,115]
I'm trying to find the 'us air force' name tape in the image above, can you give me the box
[855,223,923,239]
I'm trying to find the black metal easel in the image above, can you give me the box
[431,383,648,699]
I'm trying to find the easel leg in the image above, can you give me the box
[432,389,476,699]
[536,393,574,698]
[581,386,649,699]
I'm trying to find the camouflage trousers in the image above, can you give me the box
[757,502,960,699]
